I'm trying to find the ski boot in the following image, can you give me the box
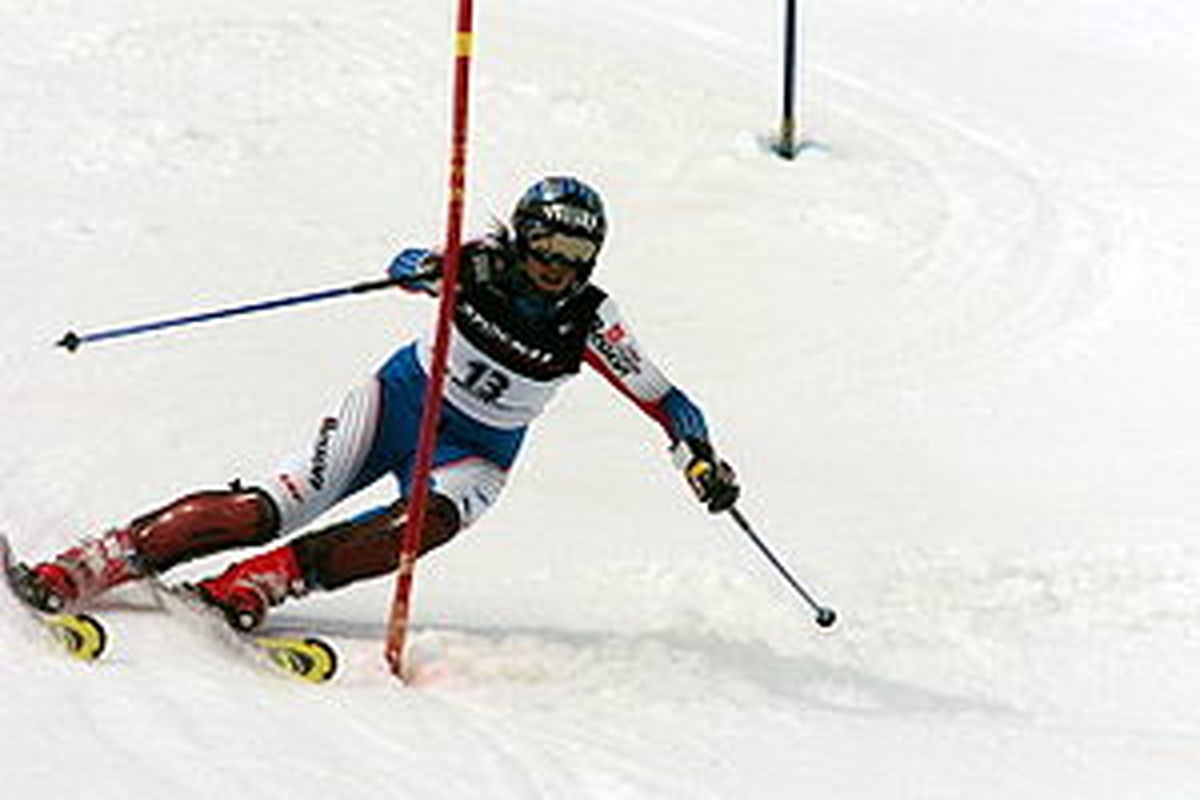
[16,529,143,612]
[10,561,75,613]
[188,546,307,632]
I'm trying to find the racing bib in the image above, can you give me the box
[416,330,570,429]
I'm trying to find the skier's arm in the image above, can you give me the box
[584,297,739,512]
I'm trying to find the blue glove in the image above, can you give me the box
[387,249,440,295]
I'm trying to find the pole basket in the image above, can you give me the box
[773,117,799,160]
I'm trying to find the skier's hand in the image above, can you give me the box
[672,438,740,513]
[388,249,441,296]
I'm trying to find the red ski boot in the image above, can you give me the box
[11,561,76,613]
[189,546,307,632]
[17,529,143,612]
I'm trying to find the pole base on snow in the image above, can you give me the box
[815,606,837,628]
[775,118,799,160]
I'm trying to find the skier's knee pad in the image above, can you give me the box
[131,487,281,572]
[291,493,461,591]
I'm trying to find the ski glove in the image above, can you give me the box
[388,248,441,296]
[672,437,740,513]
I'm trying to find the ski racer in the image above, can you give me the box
[12,176,740,632]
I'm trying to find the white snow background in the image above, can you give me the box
[2,0,1199,797]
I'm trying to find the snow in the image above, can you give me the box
[2,0,1199,796]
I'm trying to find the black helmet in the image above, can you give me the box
[511,176,606,279]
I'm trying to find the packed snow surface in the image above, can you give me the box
[2,0,1198,797]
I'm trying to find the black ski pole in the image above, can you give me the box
[56,273,435,353]
[728,506,837,628]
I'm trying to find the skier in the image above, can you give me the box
[12,176,740,632]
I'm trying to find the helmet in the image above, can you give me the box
[511,176,607,280]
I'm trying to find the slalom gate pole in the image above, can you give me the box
[728,507,837,628]
[55,274,433,353]
[384,0,476,681]
[775,0,800,159]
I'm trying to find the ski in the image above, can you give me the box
[1,534,333,679]
[37,612,108,662]
[0,534,109,662]
[250,635,339,684]
[148,580,338,683]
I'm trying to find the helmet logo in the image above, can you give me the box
[540,203,601,234]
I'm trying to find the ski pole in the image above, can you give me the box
[728,506,837,628]
[56,273,434,352]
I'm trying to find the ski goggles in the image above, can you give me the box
[525,231,599,268]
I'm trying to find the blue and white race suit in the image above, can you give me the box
[253,237,711,534]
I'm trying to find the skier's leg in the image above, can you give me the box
[17,379,383,613]
[292,492,463,590]
[188,493,460,631]
[289,456,507,590]
[18,487,279,612]
[189,456,508,631]
[182,345,519,631]
[250,378,385,535]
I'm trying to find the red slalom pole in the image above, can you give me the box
[385,0,476,681]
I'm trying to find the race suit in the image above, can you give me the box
[252,237,711,533]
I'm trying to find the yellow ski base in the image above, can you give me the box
[254,636,338,683]
[45,613,108,662]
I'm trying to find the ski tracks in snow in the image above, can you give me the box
[809,72,1117,387]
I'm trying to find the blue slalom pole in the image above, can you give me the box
[729,506,837,628]
[57,275,426,352]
